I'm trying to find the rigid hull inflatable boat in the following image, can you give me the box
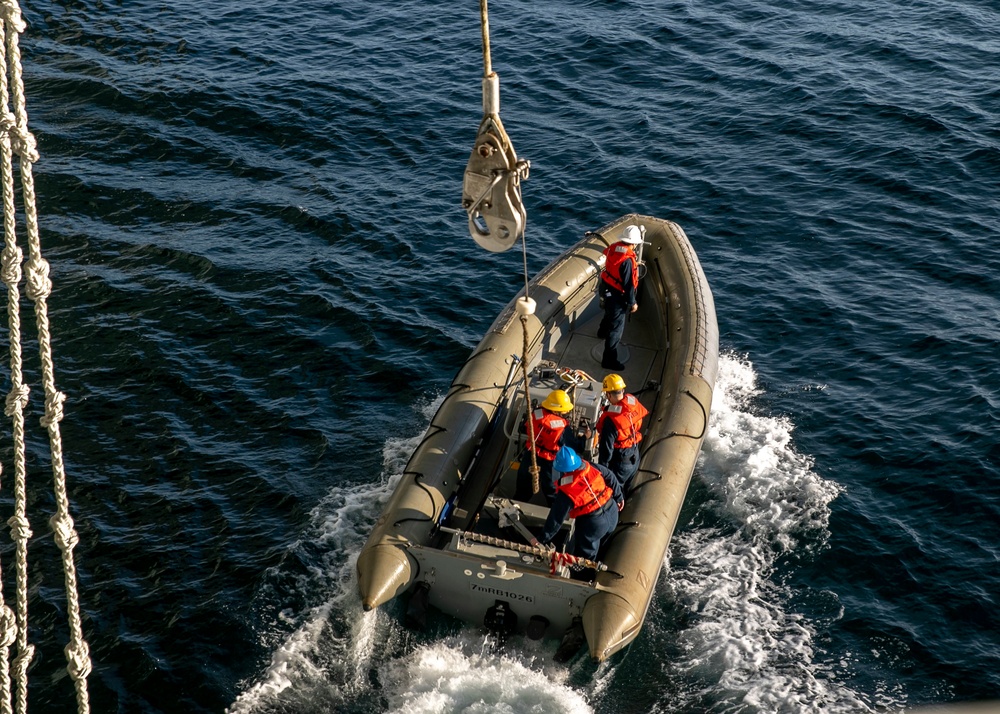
[357,213,718,661]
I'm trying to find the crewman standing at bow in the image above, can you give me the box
[515,389,575,504]
[597,224,643,370]
[535,446,623,561]
[596,373,649,490]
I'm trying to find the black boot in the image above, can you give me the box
[602,349,625,370]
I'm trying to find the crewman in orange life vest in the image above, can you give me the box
[534,446,623,561]
[596,373,649,490]
[597,224,643,370]
[515,389,575,504]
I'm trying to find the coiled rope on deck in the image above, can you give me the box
[0,3,91,713]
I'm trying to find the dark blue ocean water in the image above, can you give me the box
[7,0,998,711]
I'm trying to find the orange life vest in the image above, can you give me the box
[527,408,568,461]
[600,242,638,294]
[597,394,648,448]
[557,462,614,517]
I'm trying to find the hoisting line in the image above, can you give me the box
[479,0,492,77]
[517,307,540,494]
[516,234,541,494]
[464,0,539,492]
[461,0,530,253]
[0,3,91,713]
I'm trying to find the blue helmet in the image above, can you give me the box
[553,446,582,474]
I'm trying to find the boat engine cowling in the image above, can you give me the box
[484,600,518,639]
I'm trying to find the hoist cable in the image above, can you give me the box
[479,0,492,78]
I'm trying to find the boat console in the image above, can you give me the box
[520,362,604,462]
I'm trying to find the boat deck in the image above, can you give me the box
[544,288,665,403]
[487,291,666,513]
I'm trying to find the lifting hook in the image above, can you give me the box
[462,73,529,252]
[462,1,530,252]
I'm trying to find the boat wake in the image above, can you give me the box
[225,422,418,713]
[660,353,881,713]
[227,400,595,714]
[378,636,594,713]
[229,355,890,713]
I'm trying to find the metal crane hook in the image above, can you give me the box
[461,1,529,253]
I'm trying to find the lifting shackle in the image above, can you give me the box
[461,0,530,252]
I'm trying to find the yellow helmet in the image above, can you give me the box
[602,374,626,392]
[541,389,574,413]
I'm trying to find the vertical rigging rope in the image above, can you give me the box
[479,0,492,78]
[519,313,540,495]
[517,236,540,494]
[0,2,91,712]
[0,11,22,713]
[476,0,538,494]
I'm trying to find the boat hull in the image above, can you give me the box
[357,214,718,660]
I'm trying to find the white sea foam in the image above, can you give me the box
[662,352,874,713]
[227,403,433,714]
[231,356,885,713]
[228,396,598,713]
[699,354,839,553]
[380,636,593,714]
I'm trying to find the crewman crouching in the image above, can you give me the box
[534,446,623,562]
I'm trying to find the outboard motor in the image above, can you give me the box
[405,582,431,630]
[554,616,586,663]
[484,600,518,641]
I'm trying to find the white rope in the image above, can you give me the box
[0,2,91,713]
[517,235,541,493]
[0,9,27,714]
[519,313,540,494]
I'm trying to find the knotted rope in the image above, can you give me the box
[0,2,91,712]
[547,550,602,575]
[449,529,605,573]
